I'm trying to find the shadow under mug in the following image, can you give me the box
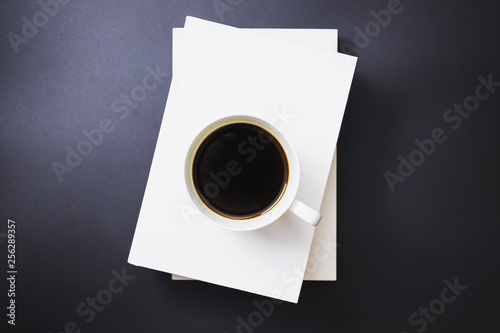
[185,115,321,231]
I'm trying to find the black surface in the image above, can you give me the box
[1,0,499,332]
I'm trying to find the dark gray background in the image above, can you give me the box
[1,0,499,332]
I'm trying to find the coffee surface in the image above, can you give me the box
[193,123,288,219]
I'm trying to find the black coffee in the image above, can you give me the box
[193,123,288,219]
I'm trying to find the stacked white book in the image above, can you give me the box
[128,17,356,303]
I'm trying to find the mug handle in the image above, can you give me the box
[288,199,322,226]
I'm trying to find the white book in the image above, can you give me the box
[171,27,340,282]
[128,17,356,303]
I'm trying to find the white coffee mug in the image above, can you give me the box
[185,115,321,231]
